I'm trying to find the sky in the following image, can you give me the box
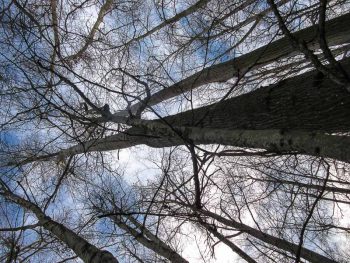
[1,0,350,262]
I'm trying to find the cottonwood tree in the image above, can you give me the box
[1,0,350,262]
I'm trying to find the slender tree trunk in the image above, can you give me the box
[108,214,188,263]
[196,208,337,263]
[127,12,350,114]
[0,190,119,263]
[250,177,350,195]
[199,220,257,263]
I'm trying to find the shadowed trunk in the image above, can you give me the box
[164,58,350,132]
[59,55,350,162]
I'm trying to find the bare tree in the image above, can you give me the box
[1,0,350,262]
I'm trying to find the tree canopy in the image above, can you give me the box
[1,0,350,262]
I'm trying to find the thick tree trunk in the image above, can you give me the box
[59,57,350,161]
[58,127,350,162]
[164,58,350,132]
[7,121,350,167]
[7,58,350,166]
[127,12,350,114]
[1,190,119,263]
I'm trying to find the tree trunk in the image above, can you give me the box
[249,177,350,195]
[197,208,337,263]
[57,127,350,162]
[1,190,119,263]
[128,12,350,114]
[7,58,350,165]
[108,214,188,263]
[165,58,350,132]
[199,220,257,263]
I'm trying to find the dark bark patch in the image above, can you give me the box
[313,71,325,88]
[314,147,321,154]
[279,138,285,147]
[89,250,99,263]
[265,86,274,111]
[310,132,317,138]
[265,95,271,111]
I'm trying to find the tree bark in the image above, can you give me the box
[58,127,350,162]
[128,12,350,114]
[199,220,257,263]
[55,57,350,163]
[1,190,119,263]
[197,208,337,263]
[6,58,350,165]
[165,58,350,132]
[108,214,188,263]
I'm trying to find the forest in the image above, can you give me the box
[0,0,350,262]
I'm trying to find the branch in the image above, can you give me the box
[64,0,114,62]
[123,0,211,46]
[294,161,331,263]
[0,223,41,232]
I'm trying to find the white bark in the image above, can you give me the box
[57,126,350,163]
[197,208,337,263]
[0,190,119,263]
[125,12,350,115]
[108,214,188,263]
